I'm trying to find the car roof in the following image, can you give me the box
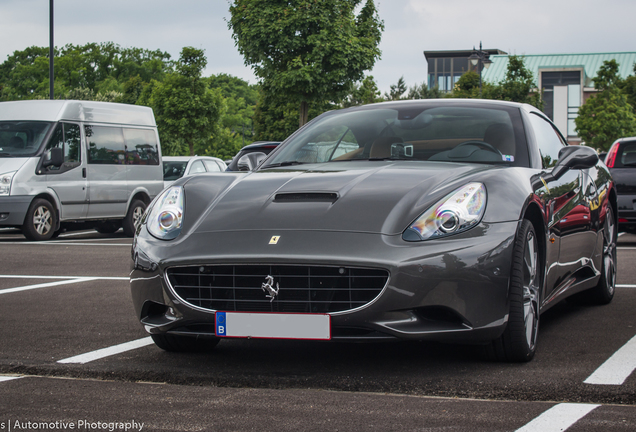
[0,100,156,126]
[163,156,224,162]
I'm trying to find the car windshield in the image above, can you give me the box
[620,142,636,167]
[0,121,53,157]
[264,102,528,167]
[163,161,188,181]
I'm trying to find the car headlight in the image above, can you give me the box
[0,171,16,196]
[146,186,184,240]
[403,182,487,241]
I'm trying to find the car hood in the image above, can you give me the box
[184,161,517,236]
[0,157,30,174]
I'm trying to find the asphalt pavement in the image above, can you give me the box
[1,228,635,431]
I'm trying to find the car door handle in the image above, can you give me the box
[82,168,86,178]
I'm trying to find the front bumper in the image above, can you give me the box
[130,221,519,343]
[0,195,32,226]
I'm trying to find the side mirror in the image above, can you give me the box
[237,152,267,171]
[42,147,64,168]
[543,146,598,183]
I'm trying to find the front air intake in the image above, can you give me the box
[166,265,388,314]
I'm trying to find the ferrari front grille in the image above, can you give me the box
[166,265,389,313]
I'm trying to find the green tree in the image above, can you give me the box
[407,82,441,99]
[500,55,542,108]
[384,76,407,100]
[205,73,261,155]
[0,46,53,100]
[146,47,223,156]
[0,43,171,102]
[620,63,636,113]
[575,60,636,151]
[342,75,382,107]
[229,0,383,127]
[450,70,482,98]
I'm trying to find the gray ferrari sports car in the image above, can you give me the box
[130,99,616,362]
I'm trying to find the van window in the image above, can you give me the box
[0,121,52,157]
[45,123,81,172]
[86,125,126,165]
[123,128,160,165]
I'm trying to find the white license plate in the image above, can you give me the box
[215,312,331,340]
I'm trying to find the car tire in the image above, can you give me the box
[95,221,121,234]
[122,199,146,237]
[487,219,540,362]
[151,334,220,353]
[22,198,57,241]
[572,207,617,305]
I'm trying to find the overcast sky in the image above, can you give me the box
[2,0,635,94]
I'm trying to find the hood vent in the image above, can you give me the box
[274,192,338,203]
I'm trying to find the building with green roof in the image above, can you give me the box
[425,50,636,143]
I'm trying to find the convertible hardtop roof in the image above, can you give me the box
[0,100,156,127]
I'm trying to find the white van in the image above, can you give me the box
[0,100,164,240]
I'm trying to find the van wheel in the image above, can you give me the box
[122,199,146,237]
[23,198,57,241]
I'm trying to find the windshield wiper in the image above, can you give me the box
[266,161,306,167]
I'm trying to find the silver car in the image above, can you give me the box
[163,156,227,189]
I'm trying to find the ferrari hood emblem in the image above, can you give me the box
[261,275,280,302]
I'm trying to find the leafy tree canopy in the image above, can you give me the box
[229,0,383,126]
[145,47,224,156]
[0,42,172,102]
[341,75,382,107]
[575,60,636,150]
[619,63,636,113]
[407,82,441,100]
[384,76,407,100]
[499,55,542,109]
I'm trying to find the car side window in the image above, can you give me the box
[85,125,126,165]
[203,160,221,172]
[528,113,566,169]
[123,128,160,165]
[189,160,206,174]
[45,122,81,172]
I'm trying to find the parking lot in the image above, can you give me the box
[1,227,636,431]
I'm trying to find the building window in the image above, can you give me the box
[541,71,581,138]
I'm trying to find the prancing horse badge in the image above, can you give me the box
[269,235,280,245]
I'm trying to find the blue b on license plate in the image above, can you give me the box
[215,311,331,340]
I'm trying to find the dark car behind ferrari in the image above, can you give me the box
[131,99,616,363]
[605,137,636,233]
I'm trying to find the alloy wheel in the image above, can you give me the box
[33,205,52,236]
[522,229,539,351]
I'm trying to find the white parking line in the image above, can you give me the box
[515,403,600,432]
[617,284,636,288]
[59,230,114,238]
[58,337,154,364]
[0,241,130,246]
[0,275,128,295]
[0,376,22,383]
[584,334,636,385]
[0,278,98,295]
[0,275,128,280]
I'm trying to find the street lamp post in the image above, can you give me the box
[49,0,54,99]
[468,42,492,97]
